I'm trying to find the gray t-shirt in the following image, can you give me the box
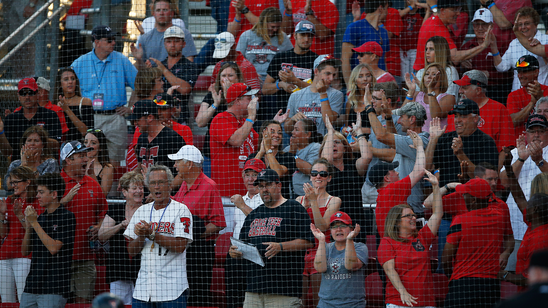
[362,115,402,204]
[394,131,429,214]
[317,241,369,308]
[283,142,321,196]
[236,30,293,81]
[137,27,197,61]
[287,87,344,135]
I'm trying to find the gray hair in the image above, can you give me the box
[144,164,174,187]
[535,97,548,111]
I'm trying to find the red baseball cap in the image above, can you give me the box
[353,41,383,57]
[225,83,259,104]
[456,178,492,199]
[243,158,266,173]
[330,211,352,226]
[18,78,38,91]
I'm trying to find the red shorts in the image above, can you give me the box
[303,249,318,276]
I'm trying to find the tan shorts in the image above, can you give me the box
[94,114,128,162]
[71,260,96,300]
[243,292,302,308]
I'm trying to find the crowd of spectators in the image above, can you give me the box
[2,0,548,307]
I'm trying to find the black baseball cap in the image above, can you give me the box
[448,99,480,116]
[526,114,548,129]
[368,161,399,187]
[128,100,158,121]
[529,249,548,269]
[91,25,118,40]
[253,169,280,186]
[515,55,540,72]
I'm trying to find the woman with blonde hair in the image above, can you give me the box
[236,7,293,82]
[378,170,442,307]
[337,63,375,131]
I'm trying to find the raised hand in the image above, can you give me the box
[273,109,290,123]
[351,0,361,22]
[310,223,326,241]
[426,71,440,92]
[423,169,438,187]
[408,130,424,150]
[363,84,372,107]
[24,206,38,224]
[325,114,334,133]
[61,183,81,205]
[247,96,258,120]
[133,20,144,35]
[167,85,180,96]
[404,72,417,94]
[516,134,529,161]
[57,95,70,111]
[457,160,470,183]
[347,223,360,240]
[429,117,446,139]
[451,136,464,155]
[303,183,318,204]
[351,112,363,134]
[130,43,144,61]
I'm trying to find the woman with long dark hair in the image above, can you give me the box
[84,129,114,196]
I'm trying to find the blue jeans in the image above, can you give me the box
[132,291,188,308]
[211,0,230,33]
[20,293,67,308]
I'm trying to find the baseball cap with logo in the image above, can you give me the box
[448,99,480,115]
[515,55,540,72]
[313,54,336,70]
[35,77,51,92]
[225,83,259,104]
[244,158,266,173]
[164,26,185,40]
[455,178,492,199]
[352,41,383,57]
[330,211,352,226]
[18,78,38,91]
[472,8,493,23]
[168,145,204,164]
[127,100,158,121]
[153,93,175,108]
[92,25,117,40]
[526,114,548,129]
[295,20,316,35]
[60,141,93,164]
[253,169,280,185]
[213,32,236,59]
[453,70,488,87]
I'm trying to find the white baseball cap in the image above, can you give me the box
[36,77,50,92]
[164,26,185,40]
[472,8,493,24]
[60,141,92,164]
[168,145,204,164]
[213,32,235,59]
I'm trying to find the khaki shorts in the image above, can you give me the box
[243,292,302,308]
[71,260,96,300]
[94,114,128,162]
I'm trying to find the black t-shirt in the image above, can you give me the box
[104,203,141,284]
[326,158,369,240]
[266,49,318,111]
[239,199,314,298]
[248,151,297,198]
[5,107,62,160]
[201,92,228,158]
[24,206,75,297]
[433,129,499,187]
[65,104,94,142]
[136,126,185,175]
[162,56,200,122]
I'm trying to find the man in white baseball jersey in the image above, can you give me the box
[124,164,193,307]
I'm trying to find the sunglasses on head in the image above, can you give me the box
[310,170,329,177]
[215,37,231,44]
[154,98,168,106]
[87,128,102,133]
[19,89,36,96]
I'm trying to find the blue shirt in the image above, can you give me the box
[343,19,390,70]
[71,50,137,110]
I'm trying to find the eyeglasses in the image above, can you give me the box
[9,180,25,186]
[330,223,350,230]
[149,180,168,187]
[401,213,417,219]
[18,89,37,96]
[310,170,329,178]
[87,128,102,133]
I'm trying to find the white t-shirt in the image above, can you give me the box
[124,199,193,302]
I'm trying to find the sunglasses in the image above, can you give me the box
[102,37,115,43]
[19,89,37,96]
[357,52,366,57]
[87,128,103,133]
[215,38,232,44]
[154,98,168,106]
[310,170,329,177]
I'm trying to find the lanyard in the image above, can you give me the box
[149,199,171,228]
[92,59,108,90]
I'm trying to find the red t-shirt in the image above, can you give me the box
[362,8,403,77]
[289,0,339,55]
[376,176,412,237]
[61,171,108,261]
[449,12,469,49]
[15,101,69,134]
[507,85,548,140]
[0,198,41,260]
[173,172,226,241]
[228,0,280,41]
[378,225,436,307]
[399,12,423,52]
[209,111,258,197]
[515,224,548,285]
[131,123,193,146]
[414,16,456,71]
[377,72,396,83]
[211,52,262,91]
[446,99,515,151]
[446,206,509,280]
[460,39,513,86]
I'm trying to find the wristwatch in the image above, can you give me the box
[240,6,250,14]
[502,271,510,281]
[0,219,7,224]
[537,159,546,167]
[148,230,156,241]
[427,91,436,97]
[266,149,273,155]
[305,10,315,16]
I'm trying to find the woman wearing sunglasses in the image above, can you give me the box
[54,67,94,142]
[84,129,114,196]
[0,166,38,303]
[377,170,442,308]
[296,158,341,308]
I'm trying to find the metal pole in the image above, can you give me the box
[34,3,47,79]
[0,6,65,68]
[49,0,61,102]
[334,0,346,59]
[92,0,103,28]
[101,0,112,27]
[179,0,189,29]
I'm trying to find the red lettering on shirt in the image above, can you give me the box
[180,217,190,233]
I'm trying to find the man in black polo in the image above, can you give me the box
[261,21,318,122]
[4,78,62,160]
